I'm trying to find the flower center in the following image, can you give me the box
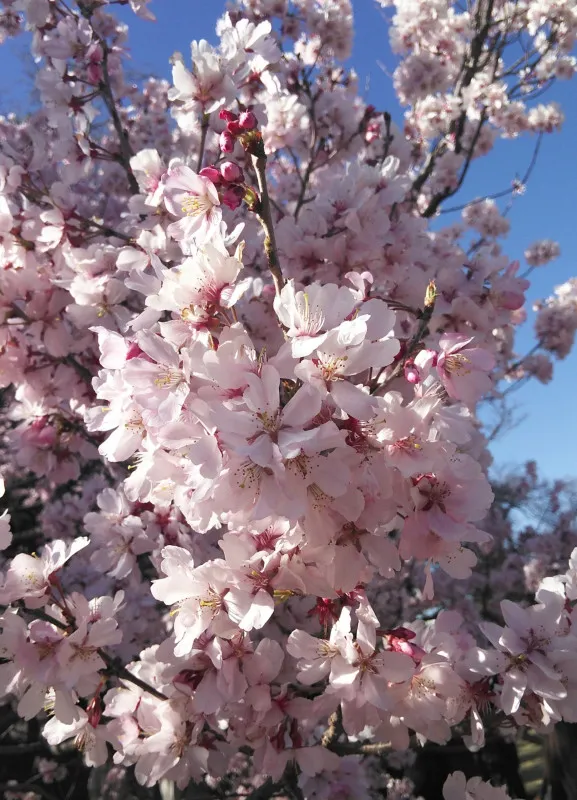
[444,353,471,376]
[296,292,325,335]
[153,369,183,388]
[181,195,209,217]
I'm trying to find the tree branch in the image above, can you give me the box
[197,113,210,172]
[438,132,543,215]
[251,152,285,296]
[327,740,393,756]
[372,282,436,394]
[77,3,140,195]
[321,707,343,747]
[294,142,320,222]
[98,650,168,701]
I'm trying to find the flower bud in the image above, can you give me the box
[243,185,259,211]
[239,110,257,130]
[199,166,222,185]
[220,161,243,183]
[219,109,238,123]
[227,120,242,137]
[219,130,235,153]
[404,360,421,384]
[424,279,437,308]
[221,185,244,210]
[86,694,103,728]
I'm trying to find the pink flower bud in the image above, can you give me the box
[219,161,243,183]
[219,109,238,123]
[86,694,103,728]
[221,185,244,210]
[199,166,222,185]
[239,110,257,130]
[404,360,421,384]
[219,130,235,153]
[227,120,242,136]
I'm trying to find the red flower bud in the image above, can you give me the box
[219,130,235,153]
[219,109,238,123]
[199,166,222,185]
[239,110,257,130]
[221,185,244,210]
[404,360,421,384]
[219,161,243,183]
[227,120,242,137]
[86,694,103,728]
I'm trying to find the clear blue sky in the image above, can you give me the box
[1,0,575,479]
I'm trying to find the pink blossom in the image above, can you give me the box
[287,607,354,684]
[436,334,496,404]
[43,710,110,767]
[3,538,89,607]
[151,547,237,656]
[163,165,222,245]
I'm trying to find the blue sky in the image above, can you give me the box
[1,0,575,479]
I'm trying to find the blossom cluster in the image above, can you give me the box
[0,0,575,797]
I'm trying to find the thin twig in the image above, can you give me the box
[99,650,168,702]
[251,151,285,296]
[410,0,496,209]
[76,215,133,242]
[98,45,139,193]
[77,3,139,195]
[197,113,210,172]
[439,133,543,215]
[294,142,320,221]
[62,356,94,385]
[327,740,393,756]
[423,111,487,218]
[504,341,542,375]
[372,282,437,394]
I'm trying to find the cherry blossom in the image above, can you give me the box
[0,0,575,795]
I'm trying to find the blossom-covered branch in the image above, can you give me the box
[0,0,575,798]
